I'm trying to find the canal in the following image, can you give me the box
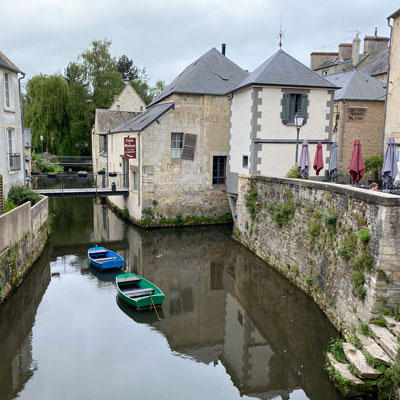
[0,198,343,400]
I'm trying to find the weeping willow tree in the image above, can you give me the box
[24,74,70,155]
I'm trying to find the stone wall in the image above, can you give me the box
[234,174,400,334]
[0,197,48,302]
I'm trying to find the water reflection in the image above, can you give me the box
[0,249,50,400]
[94,199,341,399]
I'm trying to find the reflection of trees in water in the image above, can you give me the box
[49,198,94,246]
[0,250,50,400]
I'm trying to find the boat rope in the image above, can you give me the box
[149,293,161,321]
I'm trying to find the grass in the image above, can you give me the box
[358,227,371,244]
[359,322,372,337]
[329,338,347,363]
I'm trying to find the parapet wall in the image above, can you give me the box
[234,175,400,334]
[0,197,48,302]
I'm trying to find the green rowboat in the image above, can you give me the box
[115,273,165,310]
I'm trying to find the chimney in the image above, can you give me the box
[221,43,226,56]
[310,52,338,70]
[352,33,361,66]
[363,30,390,54]
[338,43,352,61]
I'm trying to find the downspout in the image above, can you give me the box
[18,72,26,184]
[340,101,346,171]
[382,16,393,154]
[137,131,141,208]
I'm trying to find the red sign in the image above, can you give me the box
[124,137,136,159]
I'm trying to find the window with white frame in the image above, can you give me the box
[7,128,20,171]
[4,72,11,109]
[171,132,183,158]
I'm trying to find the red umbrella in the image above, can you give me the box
[313,141,324,176]
[349,138,365,183]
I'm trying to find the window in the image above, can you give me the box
[7,128,20,171]
[242,155,248,168]
[171,133,183,158]
[140,106,143,112]
[322,70,328,76]
[4,73,10,108]
[100,134,108,154]
[282,93,308,124]
[116,105,120,111]
[213,156,226,185]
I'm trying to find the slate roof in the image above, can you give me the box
[148,48,248,106]
[95,110,139,135]
[0,51,23,74]
[356,48,389,77]
[110,102,174,133]
[324,71,386,101]
[233,49,338,91]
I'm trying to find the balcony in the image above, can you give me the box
[9,153,21,171]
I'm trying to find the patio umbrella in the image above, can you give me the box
[313,141,324,176]
[382,136,398,186]
[329,141,338,180]
[298,139,310,179]
[349,138,365,183]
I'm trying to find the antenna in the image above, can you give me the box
[278,14,285,48]
[313,45,335,52]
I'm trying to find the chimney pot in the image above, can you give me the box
[221,43,226,56]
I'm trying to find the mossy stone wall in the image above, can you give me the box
[235,175,400,334]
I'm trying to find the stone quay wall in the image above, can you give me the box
[234,174,400,334]
[0,197,48,302]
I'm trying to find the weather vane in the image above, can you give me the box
[278,14,285,48]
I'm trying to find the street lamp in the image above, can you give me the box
[40,135,43,157]
[294,112,304,163]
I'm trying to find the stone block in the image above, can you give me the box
[382,247,396,255]
[343,343,382,378]
[356,333,392,366]
[369,324,399,360]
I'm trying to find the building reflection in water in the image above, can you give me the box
[94,200,341,400]
[0,249,50,400]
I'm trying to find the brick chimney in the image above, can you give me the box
[338,43,352,61]
[363,29,390,53]
[310,52,338,70]
[352,33,361,66]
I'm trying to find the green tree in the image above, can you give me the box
[24,74,69,155]
[80,39,125,109]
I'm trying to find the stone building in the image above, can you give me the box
[227,49,337,212]
[311,30,389,82]
[324,71,386,174]
[91,83,144,174]
[385,8,400,168]
[105,47,248,225]
[0,51,25,203]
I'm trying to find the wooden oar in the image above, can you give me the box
[149,293,161,321]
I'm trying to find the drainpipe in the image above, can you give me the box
[382,16,393,154]
[18,72,26,185]
[340,101,346,171]
[137,131,141,208]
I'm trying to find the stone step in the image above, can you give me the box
[356,333,392,366]
[326,353,366,397]
[383,315,400,338]
[369,323,399,361]
[342,342,382,379]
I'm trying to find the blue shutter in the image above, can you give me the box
[282,93,290,124]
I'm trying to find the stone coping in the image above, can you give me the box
[239,174,400,207]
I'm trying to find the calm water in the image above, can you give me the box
[0,198,343,400]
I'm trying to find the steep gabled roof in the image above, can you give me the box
[234,49,338,91]
[95,110,139,135]
[110,102,174,133]
[324,71,386,101]
[148,48,248,106]
[356,47,389,77]
[0,51,23,74]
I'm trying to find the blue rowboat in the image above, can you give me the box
[88,246,124,270]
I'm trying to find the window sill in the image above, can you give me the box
[4,108,16,113]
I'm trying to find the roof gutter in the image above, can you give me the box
[382,15,393,155]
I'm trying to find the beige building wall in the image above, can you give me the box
[385,13,400,144]
[107,93,231,223]
[109,84,145,112]
[333,100,385,172]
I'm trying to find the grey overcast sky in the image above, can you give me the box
[1,0,399,87]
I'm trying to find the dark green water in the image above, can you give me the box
[0,198,343,400]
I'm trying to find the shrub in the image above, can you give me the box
[4,200,17,213]
[351,270,366,300]
[7,185,41,207]
[329,338,346,363]
[267,199,295,228]
[353,252,374,272]
[285,163,302,179]
[338,232,357,260]
[364,155,384,181]
[245,186,259,220]
[358,227,370,244]
[143,207,154,216]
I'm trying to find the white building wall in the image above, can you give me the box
[229,89,252,175]
[109,84,145,112]
[0,69,24,197]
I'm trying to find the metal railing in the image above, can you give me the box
[30,172,128,190]
[9,153,21,171]
[48,156,93,165]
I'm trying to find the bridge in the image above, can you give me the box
[48,156,93,168]
[30,172,128,198]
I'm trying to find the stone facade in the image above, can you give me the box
[107,93,231,225]
[333,100,385,173]
[0,197,48,302]
[234,174,400,334]
[109,83,146,112]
